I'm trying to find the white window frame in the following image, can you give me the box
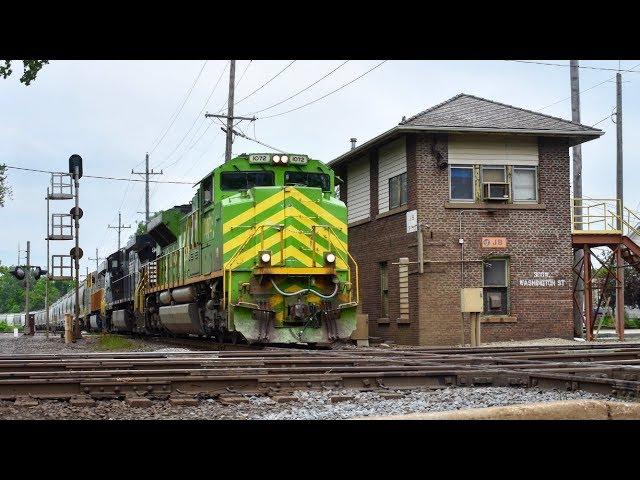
[449,165,475,202]
[482,258,510,315]
[512,166,539,203]
[388,172,408,210]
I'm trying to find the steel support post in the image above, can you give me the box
[583,246,593,341]
[615,247,625,341]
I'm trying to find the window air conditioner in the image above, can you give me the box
[483,182,510,201]
[488,292,502,310]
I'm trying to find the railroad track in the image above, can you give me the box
[1,343,640,402]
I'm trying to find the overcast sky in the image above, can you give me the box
[1,59,638,272]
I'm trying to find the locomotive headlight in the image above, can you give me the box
[260,251,272,264]
[280,155,289,164]
[273,155,281,163]
[325,252,336,264]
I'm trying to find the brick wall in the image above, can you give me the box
[345,132,574,346]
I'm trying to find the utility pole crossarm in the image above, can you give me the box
[131,153,163,223]
[108,212,132,250]
[205,113,256,122]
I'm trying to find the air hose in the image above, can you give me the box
[270,278,339,299]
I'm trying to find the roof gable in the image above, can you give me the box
[401,93,602,134]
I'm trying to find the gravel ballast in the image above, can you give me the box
[0,387,628,420]
[0,332,192,355]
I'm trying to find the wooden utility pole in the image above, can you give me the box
[89,248,102,272]
[616,72,623,229]
[225,60,236,163]
[204,61,255,163]
[132,153,162,223]
[615,70,625,340]
[570,60,584,338]
[108,212,131,251]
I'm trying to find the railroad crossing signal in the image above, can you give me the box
[9,265,48,282]
[9,266,25,280]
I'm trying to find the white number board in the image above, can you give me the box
[249,154,271,164]
[289,155,308,165]
[406,209,418,233]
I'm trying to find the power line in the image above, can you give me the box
[216,60,252,115]
[154,61,230,170]
[256,60,388,120]
[148,60,208,155]
[591,111,616,128]
[538,76,615,111]
[507,60,640,74]
[3,165,194,184]
[229,127,287,153]
[234,60,296,106]
[537,63,640,112]
[250,60,349,115]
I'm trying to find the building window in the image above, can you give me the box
[483,258,509,315]
[449,166,474,201]
[389,172,407,210]
[512,167,538,202]
[380,261,389,319]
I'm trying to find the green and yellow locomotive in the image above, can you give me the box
[128,153,358,344]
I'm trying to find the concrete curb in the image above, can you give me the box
[358,400,640,420]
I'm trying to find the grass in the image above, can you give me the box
[93,334,139,351]
[598,314,640,329]
[0,321,23,333]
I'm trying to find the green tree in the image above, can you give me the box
[1,60,49,206]
[136,221,147,235]
[0,60,49,86]
[0,164,11,207]
[0,266,74,313]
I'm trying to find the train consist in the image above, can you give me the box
[29,153,359,345]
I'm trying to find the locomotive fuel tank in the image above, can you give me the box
[111,309,131,332]
[158,303,204,335]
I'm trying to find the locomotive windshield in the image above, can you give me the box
[284,171,330,191]
[221,171,275,190]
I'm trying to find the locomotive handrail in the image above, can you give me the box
[328,226,359,305]
[222,225,257,310]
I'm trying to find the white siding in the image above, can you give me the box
[378,137,407,214]
[448,134,539,166]
[346,155,371,224]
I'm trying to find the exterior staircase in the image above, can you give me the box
[570,198,640,341]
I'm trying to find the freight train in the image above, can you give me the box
[31,153,359,345]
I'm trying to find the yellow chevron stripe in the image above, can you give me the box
[223,209,286,252]
[225,234,315,269]
[225,226,347,270]
[286,206,348,252]
[223,190,284,234]
[286,189,347,234]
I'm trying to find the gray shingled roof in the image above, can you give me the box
[400,93,601,133]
